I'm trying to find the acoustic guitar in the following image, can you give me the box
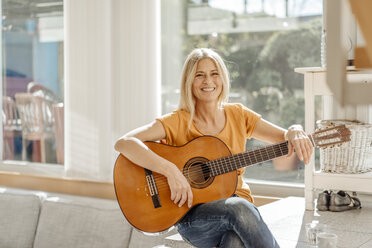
[113,125,350,233]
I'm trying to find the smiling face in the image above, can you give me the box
[192,58,223,105]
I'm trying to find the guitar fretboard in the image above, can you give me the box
[207,141,289,176]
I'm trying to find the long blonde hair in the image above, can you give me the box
[178,48,230,130]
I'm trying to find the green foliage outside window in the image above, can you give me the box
[183,18,322,131]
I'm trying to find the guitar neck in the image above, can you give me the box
[207,140,291,177]
[207,133,319,176]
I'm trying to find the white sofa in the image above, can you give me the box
[0,187,193,248]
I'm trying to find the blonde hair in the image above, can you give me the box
[178,48,230,130]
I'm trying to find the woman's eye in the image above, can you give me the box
[212,72,219,76]
[196,74,203,77]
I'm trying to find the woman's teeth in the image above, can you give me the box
[201,87,215,92]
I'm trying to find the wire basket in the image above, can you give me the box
[317,120,372,173]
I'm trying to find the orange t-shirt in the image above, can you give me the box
[156,103,261,203]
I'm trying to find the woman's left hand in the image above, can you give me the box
[286,125,313,164]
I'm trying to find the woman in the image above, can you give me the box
[115,48,313,248]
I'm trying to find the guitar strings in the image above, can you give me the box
[150,143,289,189]
[148,143,289,191]
[142,143,289,192]
[150,143,288,180]
[151,156,288,191]
[139,131,342,193]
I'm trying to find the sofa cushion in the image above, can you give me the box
[129,227,178,248]
[0,193,41,248]
[33,200,132,248]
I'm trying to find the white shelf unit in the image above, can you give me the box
[295,67,372,210]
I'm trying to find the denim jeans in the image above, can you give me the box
[176,196,280,248]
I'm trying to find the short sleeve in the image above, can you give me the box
[241,104,261,139]
[156,111,180,145]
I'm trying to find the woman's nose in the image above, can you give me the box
[204,75,213,84]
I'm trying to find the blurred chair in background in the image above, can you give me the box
[2,96,22,160]
[27,82,60,103]
[15,93,55,163]
[53,103,64,164]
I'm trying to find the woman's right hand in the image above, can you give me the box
[166,165,193,208]
[115,121,193,208]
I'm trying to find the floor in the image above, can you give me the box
[164,196,372,248]
[259,197,372,248]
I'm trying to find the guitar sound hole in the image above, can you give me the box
[184,157,213,189]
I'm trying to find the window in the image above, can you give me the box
[161,0,323,184]
[2,0,64,164]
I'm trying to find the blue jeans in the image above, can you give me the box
[176,196,280,248]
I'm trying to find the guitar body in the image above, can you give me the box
[114,124,352,233]
[113,136,237,233]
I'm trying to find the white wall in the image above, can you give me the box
[64,0,161,181]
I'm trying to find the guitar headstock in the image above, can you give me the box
[312,124,351,148]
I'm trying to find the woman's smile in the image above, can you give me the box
[201,87,216,92]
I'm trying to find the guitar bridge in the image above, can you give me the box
[144,169,162,208]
